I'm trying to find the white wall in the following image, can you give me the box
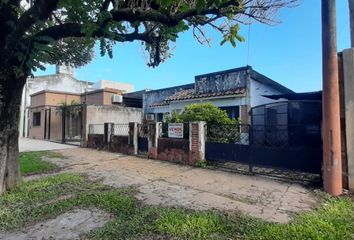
[93,80,134,93]
[84,105,142,141]
[250,79,285,107]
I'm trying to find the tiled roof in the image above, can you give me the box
[165,87,246,102]
[148,87,246,108]
[149,101,170,107]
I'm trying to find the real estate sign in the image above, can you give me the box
[168,123,184,138]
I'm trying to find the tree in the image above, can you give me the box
[0,0,296,193]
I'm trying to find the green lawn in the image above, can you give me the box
[0,173,353,239]
[19,151,64,175]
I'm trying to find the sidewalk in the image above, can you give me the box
[19,138,78,152]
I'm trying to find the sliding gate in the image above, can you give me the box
[205,123,322,175]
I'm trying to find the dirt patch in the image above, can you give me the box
[0,209,110,240]
[47,148,318,223]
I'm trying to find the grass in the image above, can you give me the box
[0,173,353,239]
[19,151,64,175]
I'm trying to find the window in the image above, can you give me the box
[219,106,240,119]
[33,112,41,126]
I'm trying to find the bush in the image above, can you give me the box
[195,160,208,168]
[165,103,238,125]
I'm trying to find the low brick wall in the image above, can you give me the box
[87,134,105,149]
[110,135,134,155]
[157,138,196,165]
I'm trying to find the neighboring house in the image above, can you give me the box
[20,65,134,137]
[28,87,142,143]
[20,65,92,138]
[143,66,294,123]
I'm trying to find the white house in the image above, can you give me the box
[143,66,294,123]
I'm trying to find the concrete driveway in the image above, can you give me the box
[46,148,319,223]
[19,138,78,152]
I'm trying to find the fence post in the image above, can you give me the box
[148,122,161,159]
[129,122,138,155]
[189,121,206,164]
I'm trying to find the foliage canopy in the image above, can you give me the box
[0,0,297,75]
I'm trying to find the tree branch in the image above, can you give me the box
[32,23,153,43]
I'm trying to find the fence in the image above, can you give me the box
[113,124,129,136]
[205,123,322,174]
[207,124,249,145]
[86,121,322,178]
[251,124,322,147]
[89,124,104,134]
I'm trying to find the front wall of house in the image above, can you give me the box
[250,79,284,107]
[44,92,81,106]
[28,107,45,139]
[84,92,104,105]
[31,93,46,108]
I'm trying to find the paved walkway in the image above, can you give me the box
[47,148,319,223]
[19,138,78,152]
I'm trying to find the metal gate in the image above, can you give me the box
[50,104,83,145]
[205,123,322,175]
[137,124,149,155]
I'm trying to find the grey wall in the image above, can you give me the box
[143,84,194,113]
[343,48,354,191]
[195,69,248,94]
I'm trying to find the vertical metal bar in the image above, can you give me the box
[322,0,343,196]
[61,109,65,143]
[48,108,51,140]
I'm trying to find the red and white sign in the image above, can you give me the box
[168,123,184,138]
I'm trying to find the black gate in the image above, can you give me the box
[205,123,322,175]
[138,124,149,155]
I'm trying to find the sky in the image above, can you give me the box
[35,0,351,93]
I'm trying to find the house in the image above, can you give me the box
[20,65,134,138]
[143,66,294,123]
[28,87,142,144]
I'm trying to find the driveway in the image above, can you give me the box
[48,148,318,223]
[19,138,78,152]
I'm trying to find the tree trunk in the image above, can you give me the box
[0,71,27,194]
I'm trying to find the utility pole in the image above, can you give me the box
[349,0,354,47]
[321,0,343,196]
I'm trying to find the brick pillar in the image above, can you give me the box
[129,122,138,155]
[240,105,249,124]
[189,121,206,164]
[148,122,161,159]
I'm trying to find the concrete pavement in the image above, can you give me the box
[19,138,78,152]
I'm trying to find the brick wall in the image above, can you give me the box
[87,134,105,149]
[110,135,134,155]
[157,138,190,164]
